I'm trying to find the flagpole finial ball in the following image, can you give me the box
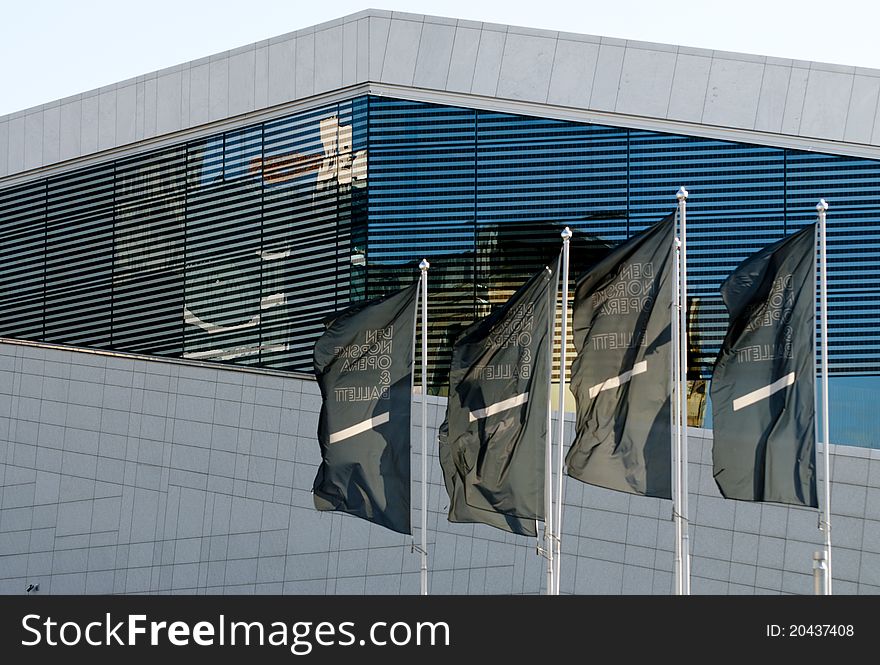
[676,186,688,200]
[419,259,430,271]
[816,199,829,212]
[561,227,573,240]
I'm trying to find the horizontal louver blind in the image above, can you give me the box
[0,181,45,339]
[786,150,880,374]
[366,97,880,381]
[0,99,365,374]
[629,131,787,376]
[476,112,628,384]
[1,94,878,379]
[45,164,114,347]
[367,99,477,388]
[114,146,186,356]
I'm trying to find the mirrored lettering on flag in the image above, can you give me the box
[566,214,674,498]
[312,282,418,534]
[711,223,817,507]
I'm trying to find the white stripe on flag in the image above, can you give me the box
[588,360,648,399]
[328,412,390,444]
[732,372,796,411]
[468,392,530,422]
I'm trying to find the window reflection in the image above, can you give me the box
[0,95,878,447]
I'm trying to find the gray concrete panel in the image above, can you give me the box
[754,64,791,134]
[575,556,623,594]
[381,18,422,86]
[833,454,870,485]
[355,17,369,83]
[781,67,810,136]
[831,483,867,518]
[702,58,764,129]
[760,504,789,538]
[134,81,146,141]
[41,106,60,166]
[413,23,455,90]
[844,75,880,144]
[0,120,7,177]
[295,34,316,100]
[157,72,184,135]
[729,561,756,587]
[496,33,556,103]
[341,21,359,88]
[368,16,391,81]
[5,115,24,175]
[547,39,599,109]
[115,84,137,147]
[254,46,269,110]
[188,63,210,127]
[445,27,481,94]
[208,59,229,123]
[24,113,43,171]
[801,69,854,141]
[98,91,117,151]
[228,50,257,117]
[868,458,880,489]
[616,48,676,118]
[179,68,191,131]
[143,78,158,139]
[588,44,625,112]
[731,531,759,565]
[314,26,344,95]
[866,487,880,522]
[471,29,506,97]
[675,76,725,121]
[871,97,880,145]
[695,495,735,529]
[832,515,865,551]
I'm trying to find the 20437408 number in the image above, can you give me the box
[788,624,854,637]
[765,624,854,637]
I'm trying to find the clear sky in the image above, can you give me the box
[2,0,879,116]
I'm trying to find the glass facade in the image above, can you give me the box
[1,95,878,446]
[0,99,368,371]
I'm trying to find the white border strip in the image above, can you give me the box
[732,372,796,411]
[468,392,529,422]
[329,412,390,444]
[588,360,648,399]
[10,80,880,190]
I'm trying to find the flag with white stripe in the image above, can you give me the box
[566,214,675,498]
[711,224,817,507]
[312,281,419,534]
[440,260,558,531]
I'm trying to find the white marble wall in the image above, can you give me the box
[1,340,878,595]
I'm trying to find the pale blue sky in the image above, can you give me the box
[2,0,879,116]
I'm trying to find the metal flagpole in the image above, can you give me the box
[811,222,823,595]
[671,228,683,595]
[419,258,430,596]
[554,227,572,595]
[676,187,691,595]
[816,199,833,595]
[543,260,557,595]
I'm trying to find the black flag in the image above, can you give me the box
[711,224,817,507]
[439,262,558,536]
[566,214,674,498]
[439,420,537,536]
[312,281,418,534]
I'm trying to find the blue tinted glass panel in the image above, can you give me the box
[2,93,879,447]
